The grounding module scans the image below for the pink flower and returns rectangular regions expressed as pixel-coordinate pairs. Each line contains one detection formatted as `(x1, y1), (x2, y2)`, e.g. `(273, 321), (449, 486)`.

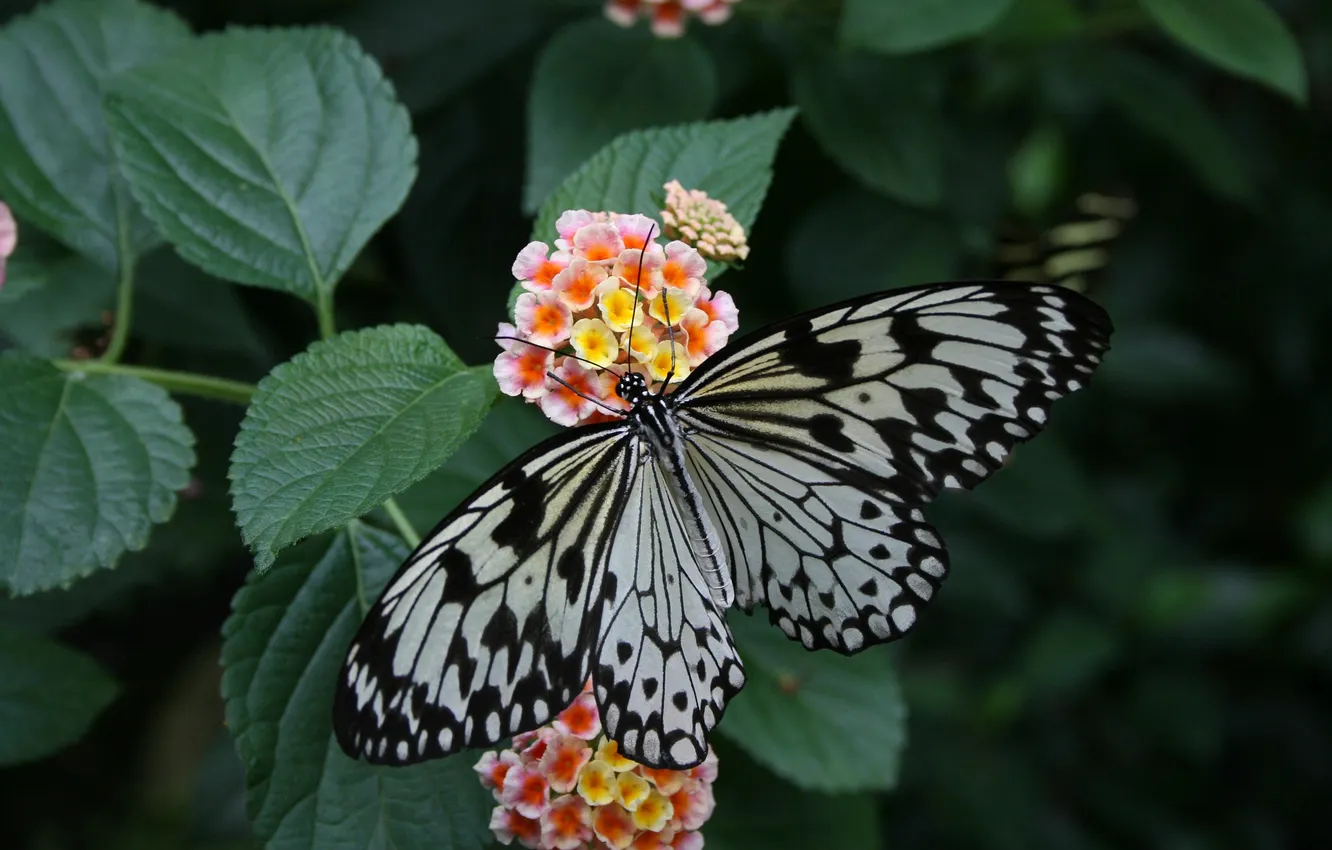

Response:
(501, 762), (552, 819)
(552, 258), (609, 312)
(681, 308), (729, 367)
(613, 244), (666, 297)
(476, 749), (523, 797)
(514, 291), (573, 347)
(540, 360), (605, 426)
(512, 241), (570, 293)
(538, 734), (594, 793)
(540, 795), (592, 849)
(494, 342), (553, 399)
(555, 209), (600, 246)
(661, 240), (706, 297)
(490, 806), (541, 848)
(553, 689), (602, 740)
(574, 222), (626, 263)
(614, 213), (659, 250)
(695, 286), (739, 333)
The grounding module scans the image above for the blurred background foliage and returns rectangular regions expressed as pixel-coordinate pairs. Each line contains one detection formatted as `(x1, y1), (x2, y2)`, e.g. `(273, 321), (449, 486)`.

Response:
(1, 0), (1330, 848)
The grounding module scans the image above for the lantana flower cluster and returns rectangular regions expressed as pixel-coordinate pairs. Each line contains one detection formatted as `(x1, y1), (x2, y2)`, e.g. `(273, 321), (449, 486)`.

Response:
(497, 203), (740, 427)
(478, 681), (717, 850)
(604, 0), (740, 38)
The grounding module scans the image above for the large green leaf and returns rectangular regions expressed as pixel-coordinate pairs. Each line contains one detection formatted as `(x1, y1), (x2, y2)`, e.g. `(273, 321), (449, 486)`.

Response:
(229, 324), (498, 570)
(0, 235), (115, 358)
(0, 0), (190, 269)
(524, 108), (795, 307)
(0, 626), (119, 765)
(221, 524), (491, 850)
(524, 17), (717, 213)
(1083, 49), (1254, 203)
(103, 27), (417, 305)
(839, 0), (1014, 54)
(792, 53), (945, 208)
(720, 612), (907, 793)
(1139, 0), (1307, 103)
(0, 353), (195, 594)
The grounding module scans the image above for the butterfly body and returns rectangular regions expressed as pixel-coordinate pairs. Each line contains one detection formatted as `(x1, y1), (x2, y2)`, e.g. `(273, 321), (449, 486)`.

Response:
(334, 281), (1112, 770)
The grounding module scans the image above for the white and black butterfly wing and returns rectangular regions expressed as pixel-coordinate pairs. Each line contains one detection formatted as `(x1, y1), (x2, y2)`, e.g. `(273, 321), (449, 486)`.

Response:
(594, 442), (745, 769)
(672, 281), (1112, 652)
(334, 423), (634, 764)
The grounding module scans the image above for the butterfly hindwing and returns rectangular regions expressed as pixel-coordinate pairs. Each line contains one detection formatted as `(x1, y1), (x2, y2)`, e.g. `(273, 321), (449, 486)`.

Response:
(334, 423), (634, 764)
(594, 441), (746, 769)
(672, 281), (1111, 652)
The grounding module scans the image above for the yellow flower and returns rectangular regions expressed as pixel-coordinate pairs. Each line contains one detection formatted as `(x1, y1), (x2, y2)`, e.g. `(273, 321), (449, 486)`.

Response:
(624, 325), (658, 364)
(597, 737), (640, 772)
(578, 759), (618, 806)
(598, 281), (647, 332)
(648, 288), (695, 327)
(631, 791), (674, 831)
(570, 318), (619, 367)
(615, 771), (652, 811)
(648, 341), (690, 383)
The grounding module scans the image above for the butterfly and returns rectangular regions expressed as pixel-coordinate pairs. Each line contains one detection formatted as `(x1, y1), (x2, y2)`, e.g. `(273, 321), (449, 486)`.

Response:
(333, 280), (1112, 770)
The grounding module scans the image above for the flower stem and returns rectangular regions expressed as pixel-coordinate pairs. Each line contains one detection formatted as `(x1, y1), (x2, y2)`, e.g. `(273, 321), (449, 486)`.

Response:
(55, 359), (256, 405)
(315, 288), (337, 340)
(100, 240), (138, 364)
(382, 497), (421, 548)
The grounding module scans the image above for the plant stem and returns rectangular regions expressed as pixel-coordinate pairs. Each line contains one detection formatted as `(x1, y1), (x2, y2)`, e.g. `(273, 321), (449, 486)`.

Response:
(100, 240), (138, 364)
(55, 359), (256, 405)
(382, 497), (421, 548)
(315, 288), (337, 340)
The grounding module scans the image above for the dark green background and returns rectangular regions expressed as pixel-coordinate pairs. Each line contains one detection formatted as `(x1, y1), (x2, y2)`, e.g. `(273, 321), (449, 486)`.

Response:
(1, 0), (1329, 848)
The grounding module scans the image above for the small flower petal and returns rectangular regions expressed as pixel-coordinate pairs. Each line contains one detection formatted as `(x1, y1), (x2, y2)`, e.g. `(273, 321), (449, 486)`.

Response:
(648, 341), (690, 383)
(612, 244), (666, 297)
(554, 691), (603, 740)
(624, 325), (659, 364)
(539, 359), (604, 426)
(500, 763), (551, 819)
(539, 733), (594, 793)
(578, 759), (619, 806)
(639, 766), (687, 796)
(574, 222), (626, 263)
(512, 241), (570, 293)
(555, 209), (598, 243)
(593, 803), (639, 850)
(596, 738), (641, 772)
(695, 287), (739, 333)
(648, 288), (696, 327)
(632, 791), (675, 831)
(552, 258), (609, 311)
(661, 240), (706, 295)
(495, 321), (520, 351)
(494, 343), (554, 399)
(615, 770), (652, 812)
(515, 292), (573, 347)
(598, 281), (648, 332)
(614, 213), (660, 250)
(490, 806), (542, 848)
(569, 318), (620, 368)
(541, 795), (593, 850)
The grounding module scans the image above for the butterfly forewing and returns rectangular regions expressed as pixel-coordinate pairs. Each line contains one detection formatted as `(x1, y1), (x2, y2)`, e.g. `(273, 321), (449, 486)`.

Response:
(334, 423), (633, 764)
(672, 282), (1111, 652)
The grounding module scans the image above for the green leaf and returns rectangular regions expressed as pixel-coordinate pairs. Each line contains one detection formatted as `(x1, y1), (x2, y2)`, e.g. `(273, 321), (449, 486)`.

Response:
(221, 524), (491, 850)
(524, 108), (795, 307)
(390, 399), (557, 533)
(0, 353), (196, 594)
(0, 238), (115, 358)
(792, 53), (946, 208)
(229, 324), (498, 570)
(103, 27), (417, 305)
(0, 0), (191, 268)
(523, 17), (718, 213)
(1139, 0), (1307, 103)
(839, 0), (1015, 53)
(706, 742), (882, 850)
(720, 612), (906, 793)
(785, 190), (961, 310)
(0, 626), (119, 765)
(1083, 49), (1255, 203)
(985, 0), (1082, 45)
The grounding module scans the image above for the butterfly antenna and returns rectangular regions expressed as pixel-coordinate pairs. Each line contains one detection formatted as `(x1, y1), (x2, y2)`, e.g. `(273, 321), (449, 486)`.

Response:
(628, 223), (657, 382)
(658, 287), (676, 397)
(493, 334), (610, 373)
